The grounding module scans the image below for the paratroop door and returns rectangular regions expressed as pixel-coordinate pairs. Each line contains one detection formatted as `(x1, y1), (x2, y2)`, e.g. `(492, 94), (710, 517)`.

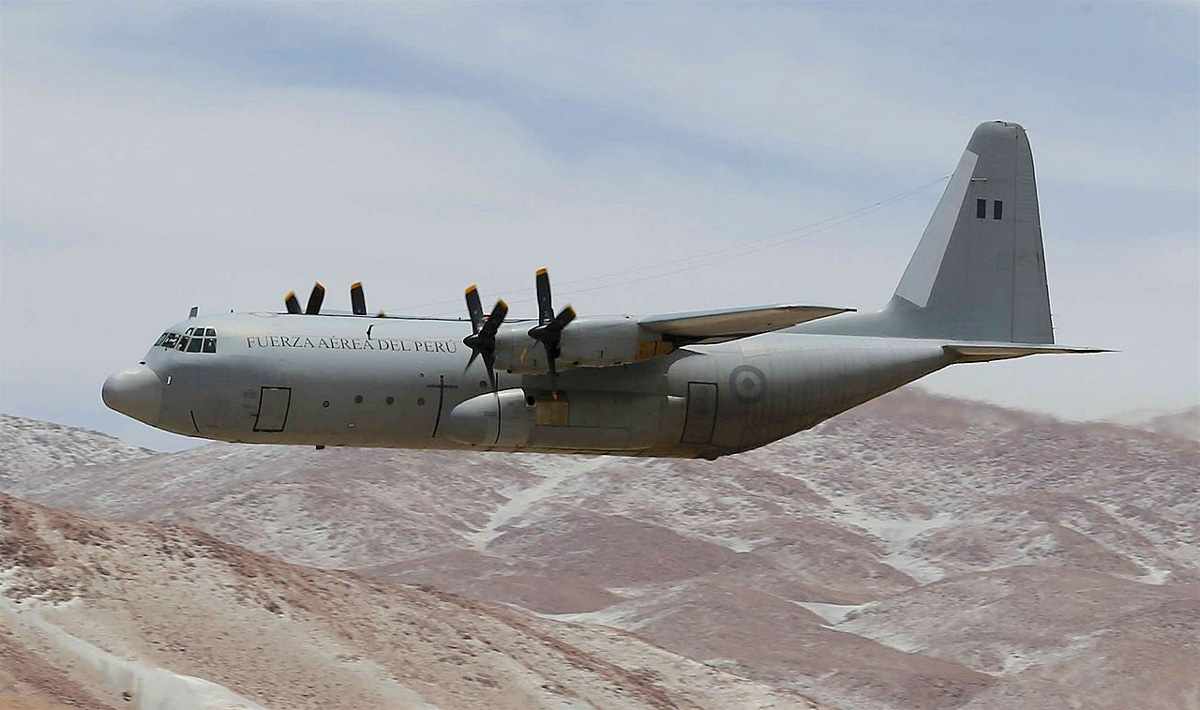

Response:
(681, 382), (718, 444)
(254, 386), (291, 432)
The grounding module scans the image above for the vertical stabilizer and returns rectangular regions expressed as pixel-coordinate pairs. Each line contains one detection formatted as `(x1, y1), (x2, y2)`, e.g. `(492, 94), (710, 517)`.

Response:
(891, 121), (1053, 343)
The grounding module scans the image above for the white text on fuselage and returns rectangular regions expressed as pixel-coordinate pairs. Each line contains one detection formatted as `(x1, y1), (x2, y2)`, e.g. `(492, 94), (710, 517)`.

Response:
(245, 336), (458, 354)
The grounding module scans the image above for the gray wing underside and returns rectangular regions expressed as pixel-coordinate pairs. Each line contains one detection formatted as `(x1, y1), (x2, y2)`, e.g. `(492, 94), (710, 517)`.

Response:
(641, 304), (854, 344)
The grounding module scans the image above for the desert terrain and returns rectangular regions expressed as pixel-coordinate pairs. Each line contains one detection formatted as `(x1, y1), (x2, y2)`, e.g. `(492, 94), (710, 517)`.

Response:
(1, 389), (1197, 709)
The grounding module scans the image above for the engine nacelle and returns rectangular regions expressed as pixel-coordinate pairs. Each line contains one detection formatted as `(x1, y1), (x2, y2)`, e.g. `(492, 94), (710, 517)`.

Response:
(441, 388), (533, 448)
(492, 316), (674, 374)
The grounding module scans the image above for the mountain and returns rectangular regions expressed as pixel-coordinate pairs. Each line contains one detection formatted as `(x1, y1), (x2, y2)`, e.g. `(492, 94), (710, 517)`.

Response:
(0, 414), (154, 483)
(0, 493), (805, 710)
(1142, 405), (1200, 441)
(2, 389), (1197, 709)
(1106, 404), (1200, 442)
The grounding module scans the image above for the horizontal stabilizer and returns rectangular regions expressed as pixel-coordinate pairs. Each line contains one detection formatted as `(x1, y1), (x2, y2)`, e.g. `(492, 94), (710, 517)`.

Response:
(642, 304), (854, 344)
(945, 342), (1111, 363)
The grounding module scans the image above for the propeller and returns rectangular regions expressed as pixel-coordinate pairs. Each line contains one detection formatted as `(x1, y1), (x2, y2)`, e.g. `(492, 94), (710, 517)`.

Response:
(462, 284), (509, 389)
(283, 282), (326, 314)
(527, 268), (576, 377)
(350, 282), (367, 316)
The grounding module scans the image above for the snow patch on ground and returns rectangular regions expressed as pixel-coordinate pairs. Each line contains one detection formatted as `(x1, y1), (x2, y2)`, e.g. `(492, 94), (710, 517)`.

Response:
(465, 456), (610, 550)
(792, 601), (873, 626)
(835, 618), (926, 654)
(706, 535), (760, 553)
(1136, 565), (1173, 585)
(838, 510), (957, 584)
(0, 593), (266, 710)
(1000, 632), (1103, 675)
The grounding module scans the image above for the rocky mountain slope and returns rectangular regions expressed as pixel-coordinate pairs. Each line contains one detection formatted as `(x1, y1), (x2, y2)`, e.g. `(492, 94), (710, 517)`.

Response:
(0, 493), (806, 710)
(0, 414), (154, 483)
(1143, 405), (1200, 441)
(3, 389), (1197, 709)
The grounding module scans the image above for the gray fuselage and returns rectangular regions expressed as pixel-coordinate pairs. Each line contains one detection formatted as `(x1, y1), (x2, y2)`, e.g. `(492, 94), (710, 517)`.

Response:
(115, 311), (950, 459)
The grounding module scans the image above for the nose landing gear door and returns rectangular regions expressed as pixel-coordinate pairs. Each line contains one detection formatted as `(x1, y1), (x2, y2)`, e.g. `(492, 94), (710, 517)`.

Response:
(253, 386), (292, 432)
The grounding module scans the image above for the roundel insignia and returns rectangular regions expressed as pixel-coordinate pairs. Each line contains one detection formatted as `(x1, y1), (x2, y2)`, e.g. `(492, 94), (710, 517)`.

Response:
(729, 364), (767, 404)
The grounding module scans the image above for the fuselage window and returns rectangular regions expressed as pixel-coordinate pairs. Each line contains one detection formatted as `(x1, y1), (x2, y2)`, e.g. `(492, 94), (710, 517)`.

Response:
(976, 198), (987, 219)
(993, 200), (1003, 220)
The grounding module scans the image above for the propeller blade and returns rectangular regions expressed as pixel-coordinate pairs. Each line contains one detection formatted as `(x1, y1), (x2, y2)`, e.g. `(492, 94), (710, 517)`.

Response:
(305, 282), (326, 315)
(479, 299), (509, 339)
(483, 350), (498, 389)
(535, 267), (553, 326)
(547, 305), (576, 333)
(465, 284), (484, 335)
(284, 291), (302, 315)
(350, 282), (367, 316)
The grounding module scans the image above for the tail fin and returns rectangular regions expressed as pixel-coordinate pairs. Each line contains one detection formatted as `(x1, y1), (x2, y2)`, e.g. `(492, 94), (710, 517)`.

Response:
(890, 121), (1053, 343)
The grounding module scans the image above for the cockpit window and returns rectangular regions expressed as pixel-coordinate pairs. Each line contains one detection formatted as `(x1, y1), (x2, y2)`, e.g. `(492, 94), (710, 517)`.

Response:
(170, 326), (218, 353)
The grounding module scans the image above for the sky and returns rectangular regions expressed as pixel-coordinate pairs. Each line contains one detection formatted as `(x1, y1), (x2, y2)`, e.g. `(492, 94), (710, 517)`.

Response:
(1, 2), (1197, 451)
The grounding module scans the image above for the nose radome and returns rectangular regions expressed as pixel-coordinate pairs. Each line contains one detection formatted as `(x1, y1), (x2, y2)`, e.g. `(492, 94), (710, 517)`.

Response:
(102, 366), (163, 425)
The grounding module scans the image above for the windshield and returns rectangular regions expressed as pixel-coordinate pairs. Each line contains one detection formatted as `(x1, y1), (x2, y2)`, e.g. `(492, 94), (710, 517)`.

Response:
(161, 327), (218, 353)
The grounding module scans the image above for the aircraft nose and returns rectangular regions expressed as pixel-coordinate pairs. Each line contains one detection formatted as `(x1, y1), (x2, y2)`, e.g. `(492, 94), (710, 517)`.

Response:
(102, 366), (163, 425)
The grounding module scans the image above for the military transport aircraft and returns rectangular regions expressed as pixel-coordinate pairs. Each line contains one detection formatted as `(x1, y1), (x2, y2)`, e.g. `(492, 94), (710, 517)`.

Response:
(103, 121), (1104, 459)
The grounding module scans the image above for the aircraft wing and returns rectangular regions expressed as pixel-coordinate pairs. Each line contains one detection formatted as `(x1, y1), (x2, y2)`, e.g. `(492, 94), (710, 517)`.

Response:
(640, 304), (854, 344)
(944, 342), (1112, 363)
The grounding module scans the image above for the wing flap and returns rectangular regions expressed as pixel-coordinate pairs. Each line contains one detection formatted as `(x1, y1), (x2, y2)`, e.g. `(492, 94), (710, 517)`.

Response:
(641, 304), (854, 344)
(945, 343), (1112, 363)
